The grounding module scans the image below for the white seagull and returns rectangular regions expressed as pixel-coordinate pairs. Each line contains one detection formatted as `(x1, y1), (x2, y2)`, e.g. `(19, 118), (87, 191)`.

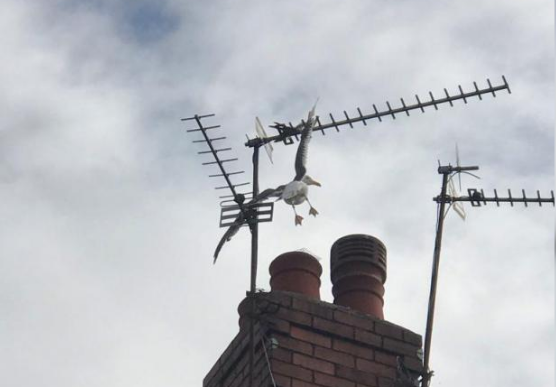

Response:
(213, 103), (321, 262)
(270, 102), (321, 225)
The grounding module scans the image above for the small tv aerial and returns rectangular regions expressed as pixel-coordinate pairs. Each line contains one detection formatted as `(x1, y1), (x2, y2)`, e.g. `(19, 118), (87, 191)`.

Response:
(421, 156), (554, 387)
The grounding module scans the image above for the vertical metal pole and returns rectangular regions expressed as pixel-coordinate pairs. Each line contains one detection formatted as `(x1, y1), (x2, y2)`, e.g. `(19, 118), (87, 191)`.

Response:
(248, 145), (260, 387)
(422, 172), (449, 387)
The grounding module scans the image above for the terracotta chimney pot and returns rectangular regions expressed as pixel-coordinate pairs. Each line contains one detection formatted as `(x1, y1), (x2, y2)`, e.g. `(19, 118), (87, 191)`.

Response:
(331, 234), (387, 319)
(269, 251), (322, 299)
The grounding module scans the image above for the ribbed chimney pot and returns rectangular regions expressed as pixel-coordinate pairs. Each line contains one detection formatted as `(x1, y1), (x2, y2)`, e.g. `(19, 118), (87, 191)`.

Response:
(331, 234), (387, 319)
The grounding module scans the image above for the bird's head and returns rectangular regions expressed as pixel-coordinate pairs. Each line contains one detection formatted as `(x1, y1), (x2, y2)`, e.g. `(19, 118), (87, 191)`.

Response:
(302, 175), (321, 187)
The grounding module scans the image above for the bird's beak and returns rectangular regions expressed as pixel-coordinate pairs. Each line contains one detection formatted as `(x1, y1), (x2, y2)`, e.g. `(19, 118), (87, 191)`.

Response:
(313, 180), (322, 187)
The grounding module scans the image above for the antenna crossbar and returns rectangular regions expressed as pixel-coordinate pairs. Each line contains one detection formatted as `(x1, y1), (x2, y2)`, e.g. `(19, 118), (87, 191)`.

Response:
(192, 136), (227, 143)
(202, 158), (239, 165)
(181, 113), (215, 121)
(215, 182), (251, 190)
(208, 171), (245, 178)
(198, 148), (232, 155)
(186, 125), (221, 132)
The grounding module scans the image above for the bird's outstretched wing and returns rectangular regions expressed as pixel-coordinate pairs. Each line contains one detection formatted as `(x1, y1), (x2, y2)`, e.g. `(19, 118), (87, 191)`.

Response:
(255, 185), (285, 203)
(213, 185), (285, 263)
(294, 102), (318, 181)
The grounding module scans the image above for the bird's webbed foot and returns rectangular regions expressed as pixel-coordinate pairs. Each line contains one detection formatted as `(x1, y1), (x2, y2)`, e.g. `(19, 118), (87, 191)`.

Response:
(295, 215), (304, 226)
(309, 207), (319, 217)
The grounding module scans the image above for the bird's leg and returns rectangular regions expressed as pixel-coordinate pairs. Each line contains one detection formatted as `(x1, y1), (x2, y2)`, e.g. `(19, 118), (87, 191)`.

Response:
(305, 197), (319, 217)
(292, 205), (303, 226)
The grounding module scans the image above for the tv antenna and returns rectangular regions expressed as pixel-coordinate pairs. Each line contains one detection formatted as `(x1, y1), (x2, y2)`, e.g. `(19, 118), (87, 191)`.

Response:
(246, 76), (511, 148)
(421, 155), (554, 387)
(184, 76), (511, 387)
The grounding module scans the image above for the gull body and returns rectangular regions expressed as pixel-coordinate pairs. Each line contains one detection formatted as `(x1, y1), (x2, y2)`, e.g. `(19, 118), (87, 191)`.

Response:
(282, 180), (308, 205)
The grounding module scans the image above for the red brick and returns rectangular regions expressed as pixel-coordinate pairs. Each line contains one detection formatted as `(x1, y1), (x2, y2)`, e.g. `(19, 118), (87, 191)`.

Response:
(251, 371), (268, 385)
(220, 357), (244, 387)
(273, 373), (292, 387)
(276, 308), (312, 326)
(291, 379), (319, 387)
(377, 377), (395, 387)
(313, 317), (354, 339)
(268, 292), (293, 307)
(334, 310), (375, 330)
(314, 372), (356, 387)
(355, 329), (382, 347)
(203, 360), (221, 387)
(333, 339), (374, 361)
(293, 353), (334, 375)
(374, 351), (396, 367)
(273, 334), (313, 355)
(272, 347), (293, 363)
(220, 339), (238, 364)
(292, 298), (334, 320)
(266, 317), (291, 334)
(336, 365), (378, 386)
(252, 349), (269, 379)
(314, 345), (355, 368)
(251, 372), (270, 387)
(374, 322), (403, 340)
(291, 326), (332, 348)
(402, 330), (422, 347)
(382, 338), (417, 357)
(355, 358), (395, 379)
(403, 356), (423, 373)
(223, 370), (242, 387)
(272, 360), (313, 382)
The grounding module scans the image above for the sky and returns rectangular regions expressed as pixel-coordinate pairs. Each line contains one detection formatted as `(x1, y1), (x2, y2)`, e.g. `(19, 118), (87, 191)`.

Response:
(0, 1), (553, 386)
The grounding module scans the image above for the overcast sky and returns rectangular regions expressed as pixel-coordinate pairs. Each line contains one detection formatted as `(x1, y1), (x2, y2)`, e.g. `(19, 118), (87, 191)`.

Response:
(0, 1), (553, 386)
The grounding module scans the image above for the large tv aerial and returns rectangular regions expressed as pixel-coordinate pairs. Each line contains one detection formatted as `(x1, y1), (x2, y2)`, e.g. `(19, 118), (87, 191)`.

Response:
(421, 152), (554, 387)
(183, 76), (511, 387)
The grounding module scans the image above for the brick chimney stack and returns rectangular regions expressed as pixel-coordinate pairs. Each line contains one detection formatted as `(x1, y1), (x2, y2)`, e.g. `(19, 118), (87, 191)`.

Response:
(204, 236), (423, 387)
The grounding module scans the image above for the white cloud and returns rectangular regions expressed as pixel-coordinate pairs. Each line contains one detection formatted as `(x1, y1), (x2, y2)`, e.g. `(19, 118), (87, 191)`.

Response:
(0, 1), (552, 386)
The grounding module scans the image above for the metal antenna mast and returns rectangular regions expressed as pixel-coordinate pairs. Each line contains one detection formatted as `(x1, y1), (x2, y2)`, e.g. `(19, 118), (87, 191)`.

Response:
(182, 114), (274, 387)
(421, 162), (554, 387)
(185, 76), (511, 387)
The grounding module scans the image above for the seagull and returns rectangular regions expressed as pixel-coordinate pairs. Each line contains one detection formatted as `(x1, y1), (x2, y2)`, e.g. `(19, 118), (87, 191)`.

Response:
(213, 102), (321, 263)
(279, 103), (321, 225)
(261, 101), (321, 225)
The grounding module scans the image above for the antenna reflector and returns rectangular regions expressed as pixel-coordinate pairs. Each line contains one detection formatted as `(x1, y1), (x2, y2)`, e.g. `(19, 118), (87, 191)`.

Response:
(448, 179), (466, 220)
(255, 117), (274, 164)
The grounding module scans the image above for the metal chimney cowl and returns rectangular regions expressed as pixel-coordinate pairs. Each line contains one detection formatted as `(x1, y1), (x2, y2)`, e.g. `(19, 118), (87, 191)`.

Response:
(331, 234), (387, 319)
